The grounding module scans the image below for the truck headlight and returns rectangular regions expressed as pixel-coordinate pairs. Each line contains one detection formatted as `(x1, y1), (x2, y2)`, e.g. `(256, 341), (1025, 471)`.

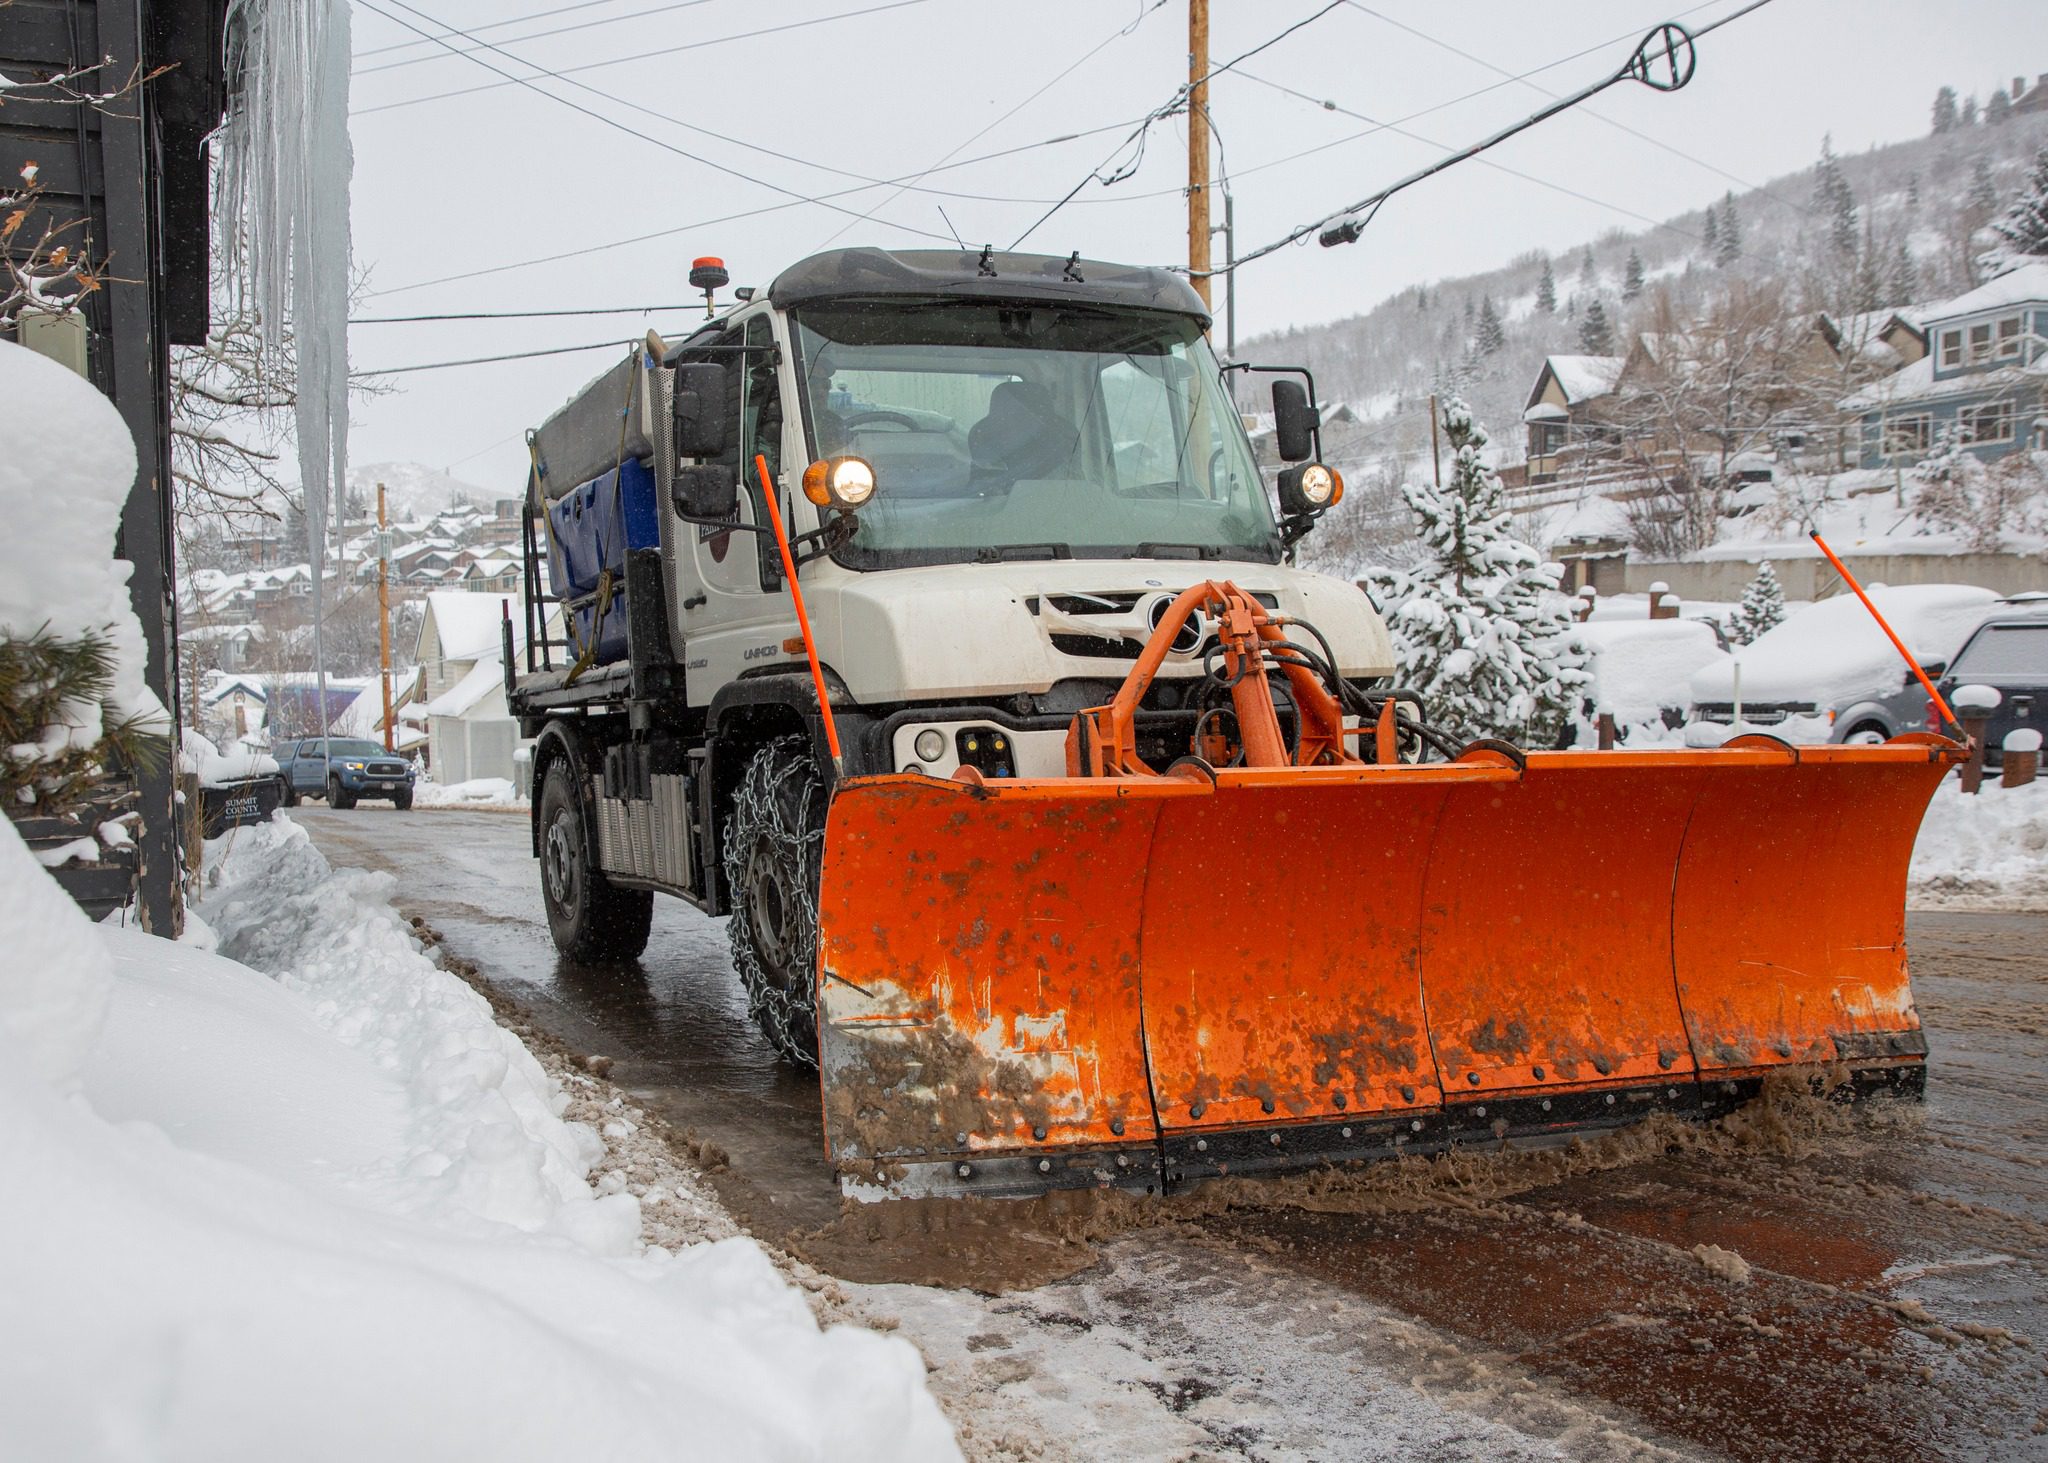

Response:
(802, 456), (877, 510)
(914, 729), (946, 762)
(1279, 462), (1342, 515)
(345, 761), (365, 770)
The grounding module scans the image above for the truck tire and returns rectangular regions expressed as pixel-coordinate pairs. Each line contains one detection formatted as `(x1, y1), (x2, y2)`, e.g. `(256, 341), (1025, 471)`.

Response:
(329, 776), (357, 811)
(538, 760), (652, 963)
(392, 787), (413, 811)
(280, 776), (298, 808)
(723, 736), (825, 1068)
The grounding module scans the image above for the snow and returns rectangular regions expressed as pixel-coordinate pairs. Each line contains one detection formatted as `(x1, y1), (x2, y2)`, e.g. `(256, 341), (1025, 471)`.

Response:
(1839, 351), (2048, 412)
(415, 776), (523, 808)
(0, 814), (955, 1459)
(424, 589), (522, 660)
(1953, 683), (2004, 712)
(1910, 775), (2048, 908)
(0, 342), (169, 741)
(1578, 619), (1728, 723)
(1542, 353), (1624, 405)
(2006, 727), (2044, 753)
(424, 655), (506, 718)
(1689, 584), (1996, 708)
(178, 728), (281, 788)
(1925, 258), (2048, 319)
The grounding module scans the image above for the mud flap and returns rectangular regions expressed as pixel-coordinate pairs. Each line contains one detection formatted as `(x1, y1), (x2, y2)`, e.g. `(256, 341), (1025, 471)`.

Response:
(814, 740), (1956, 1198)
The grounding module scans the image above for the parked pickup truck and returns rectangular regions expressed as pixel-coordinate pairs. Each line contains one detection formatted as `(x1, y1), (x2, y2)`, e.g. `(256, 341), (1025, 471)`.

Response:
(276, 737), (415, 810)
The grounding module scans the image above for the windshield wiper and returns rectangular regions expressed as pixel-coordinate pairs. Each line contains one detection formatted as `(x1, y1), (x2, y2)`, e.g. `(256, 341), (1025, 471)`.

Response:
(974, 543), (1071, 562)
(1131, 542), (1226, 560)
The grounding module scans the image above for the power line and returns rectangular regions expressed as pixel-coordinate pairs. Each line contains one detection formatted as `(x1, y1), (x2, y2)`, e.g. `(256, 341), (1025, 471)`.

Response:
(354, 0), (635, 60)
(1343, 1), (1818, 222)
(352, 0), (957, 246)
(351, 304), (696, 323)
(354, 0), (937, 116)
(354, 0), (719, 76)
(1011, 0), (1349, 249)
(363, 339), (638, 376)
(362, 118), (1142, 299)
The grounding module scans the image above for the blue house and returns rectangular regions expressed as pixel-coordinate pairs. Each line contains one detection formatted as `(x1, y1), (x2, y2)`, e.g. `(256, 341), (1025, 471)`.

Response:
(1842, 260), (2048, 468)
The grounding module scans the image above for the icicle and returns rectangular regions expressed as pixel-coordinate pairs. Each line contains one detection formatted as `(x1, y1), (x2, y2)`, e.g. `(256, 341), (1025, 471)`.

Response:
(216, 0), (352, 762)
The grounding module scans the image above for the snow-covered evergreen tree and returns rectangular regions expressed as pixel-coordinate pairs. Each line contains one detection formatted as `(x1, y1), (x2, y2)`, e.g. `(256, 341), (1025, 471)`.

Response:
(1715, 190), (1742, 267)
(1623, 249), (1645, 300)
(1701, 203), (1720, 258)
(1535, 258), (1556, 314)
(1725, 561), (1785, 646)
(1579, 246), (1596, 285)
(1962, 95), (1979, 128)
(1970, 155), (2000, 215)
(1988, 87), (2013, 126)
(1578, 298), (1614, 355)
(1887, 240), (1918, 306)
(1364, 399), (1587, 745)
(1984, 147), (2048, 272)
(1815, 138), (1858, 257)
(1932, 85), (1958, 135)
(1474, 296), (1506, 355)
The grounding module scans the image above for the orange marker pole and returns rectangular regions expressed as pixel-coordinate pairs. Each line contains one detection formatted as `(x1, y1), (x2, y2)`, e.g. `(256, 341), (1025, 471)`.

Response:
(756, 455), (843, 777)
(1809, 530), (1961, 736)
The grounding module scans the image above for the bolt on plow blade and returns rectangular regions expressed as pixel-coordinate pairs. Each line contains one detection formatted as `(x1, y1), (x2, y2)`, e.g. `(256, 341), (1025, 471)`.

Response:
(814, 736), (1958, 1199)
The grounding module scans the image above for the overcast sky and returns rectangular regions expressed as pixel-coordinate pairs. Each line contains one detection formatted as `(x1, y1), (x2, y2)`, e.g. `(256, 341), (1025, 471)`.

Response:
(342, 0), (2044, 493)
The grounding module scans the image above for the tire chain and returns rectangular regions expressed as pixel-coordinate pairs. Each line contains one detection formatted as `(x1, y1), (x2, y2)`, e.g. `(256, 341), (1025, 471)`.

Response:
(722, 736), (826, 1068)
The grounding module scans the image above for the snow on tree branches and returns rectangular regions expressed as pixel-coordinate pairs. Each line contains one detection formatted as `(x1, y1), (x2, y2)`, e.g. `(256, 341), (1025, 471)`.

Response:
(1983, 147), (2048, 275)
(1911, 426), (2048, 551)
(1726, 561), (1786, 646)
(1366, 399), (1587, 746)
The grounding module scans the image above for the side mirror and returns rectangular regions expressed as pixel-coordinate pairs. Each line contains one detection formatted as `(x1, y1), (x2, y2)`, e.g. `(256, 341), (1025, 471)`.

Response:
(672, 362), (729, 460)
(1919, 660), (1947, 678)
(1271, 379), (1317, 462)
(673, 464), (738, 521)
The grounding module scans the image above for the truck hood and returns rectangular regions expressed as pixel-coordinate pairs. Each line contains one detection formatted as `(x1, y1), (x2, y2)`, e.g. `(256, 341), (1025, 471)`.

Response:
(806, 558), (1393, 706)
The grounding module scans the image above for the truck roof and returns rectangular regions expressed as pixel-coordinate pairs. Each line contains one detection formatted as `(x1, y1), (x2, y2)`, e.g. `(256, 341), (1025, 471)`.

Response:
(764, 247), (1209, 324)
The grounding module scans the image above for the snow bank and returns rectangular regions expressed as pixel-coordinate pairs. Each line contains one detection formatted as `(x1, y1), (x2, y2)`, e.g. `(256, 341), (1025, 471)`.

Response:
(415, 775), (523, 808)
(0, 816), (956, 1460)
(177, 728), (280, 788)
(1690, 584), (1994, 708)
(1909, 776), (2048, 909)
(0, 341), (168, 738)
(1579, 619), (1728, 723)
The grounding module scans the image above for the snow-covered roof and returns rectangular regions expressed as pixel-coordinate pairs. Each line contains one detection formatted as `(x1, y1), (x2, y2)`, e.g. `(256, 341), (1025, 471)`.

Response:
(420, 590), (521, 662)
(1523, 402), (1569, 423)
(1926, 260), (2048, 323)
(424, 657), (504, 719)
(1839, 353), (2048, 412)
(1544, 354), (1624, 405)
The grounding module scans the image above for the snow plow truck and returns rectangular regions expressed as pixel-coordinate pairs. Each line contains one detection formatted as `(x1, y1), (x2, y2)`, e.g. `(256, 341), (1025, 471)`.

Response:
(507, 246), (1957, 1201)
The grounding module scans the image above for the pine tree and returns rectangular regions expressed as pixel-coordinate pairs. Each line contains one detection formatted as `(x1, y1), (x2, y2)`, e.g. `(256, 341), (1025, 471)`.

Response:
(1932, 85), (1958, 134)
(1715, 190), (1742, 267)
(1578, 298), (1614, 355)
(1579, 245), (1596, 284)
(1623, 248), (1645, 300)
(1474, 295), (1506, 355)
(1962, 95), (1979, 127)
(1989, 86), (2013, 125)
(1887, 240), (1918, 306)
(1985, 147), (2048, 270)
(1906, 171), (1921, 209)
(1815, 138), (1858, 257)
(1701, 202), (1720, 258)
(1725, 561), (1786, 646)
(1969, 156), (2001, 216)
(1535, 258), (1557, 315)
(1364, 398), (1588, 745)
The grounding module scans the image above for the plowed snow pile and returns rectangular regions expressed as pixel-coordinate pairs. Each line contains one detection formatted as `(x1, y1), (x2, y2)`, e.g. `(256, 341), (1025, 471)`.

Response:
(0, 817), (955, 1462)
(1910, 776), (2048, 909)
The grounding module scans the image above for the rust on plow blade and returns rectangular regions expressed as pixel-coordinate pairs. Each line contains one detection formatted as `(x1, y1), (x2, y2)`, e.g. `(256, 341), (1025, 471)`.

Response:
(815, 735), (1959, 1200)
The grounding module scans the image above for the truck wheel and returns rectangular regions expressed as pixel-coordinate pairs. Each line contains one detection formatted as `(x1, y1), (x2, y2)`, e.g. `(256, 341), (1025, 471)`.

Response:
(392, 788), (413, 811)
(538, 760), (652, 963)
(329, 776), (357, 811)
(280, 776), (299, 808)
(724, 736), (825, 1068)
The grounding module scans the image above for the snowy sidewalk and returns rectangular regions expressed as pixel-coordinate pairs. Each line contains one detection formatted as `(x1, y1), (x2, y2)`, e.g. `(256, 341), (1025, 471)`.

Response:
(0, 815), (955, 1462)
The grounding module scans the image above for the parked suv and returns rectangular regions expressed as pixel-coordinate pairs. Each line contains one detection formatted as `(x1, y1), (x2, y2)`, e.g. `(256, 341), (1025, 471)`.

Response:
(1935, 596), (2048, 768)
(276, 737), (415, 809)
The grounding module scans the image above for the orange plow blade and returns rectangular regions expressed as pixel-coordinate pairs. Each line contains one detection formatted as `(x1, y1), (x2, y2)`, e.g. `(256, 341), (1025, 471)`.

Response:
(815, 738), (1959, 1200)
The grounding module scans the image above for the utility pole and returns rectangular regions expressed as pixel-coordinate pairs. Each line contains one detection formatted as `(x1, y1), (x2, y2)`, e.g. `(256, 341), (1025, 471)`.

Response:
(1187, 0), (1212, 312)
(377, 482), (395, 752)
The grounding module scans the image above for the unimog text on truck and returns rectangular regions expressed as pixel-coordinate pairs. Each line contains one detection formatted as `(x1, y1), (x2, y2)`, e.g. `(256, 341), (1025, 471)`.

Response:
(508, 246), (1959, 1201)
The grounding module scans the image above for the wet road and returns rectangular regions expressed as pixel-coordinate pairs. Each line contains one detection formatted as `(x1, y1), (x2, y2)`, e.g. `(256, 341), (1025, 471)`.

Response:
(298, 807), (2048, 1460)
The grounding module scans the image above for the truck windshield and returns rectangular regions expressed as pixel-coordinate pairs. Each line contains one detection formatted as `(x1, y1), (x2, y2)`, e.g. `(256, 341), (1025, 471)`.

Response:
(791, 300), (1280, 567)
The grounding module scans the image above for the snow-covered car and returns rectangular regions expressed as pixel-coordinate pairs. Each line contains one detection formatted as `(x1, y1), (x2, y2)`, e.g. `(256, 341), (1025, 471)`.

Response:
(1574, 618), (1729, 744)
(1688, 584), (1996, 743)
(1934, 596), (2048, 767)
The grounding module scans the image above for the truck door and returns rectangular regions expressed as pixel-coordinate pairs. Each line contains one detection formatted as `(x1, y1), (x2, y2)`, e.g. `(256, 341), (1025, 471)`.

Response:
(679, 312), (800, 700)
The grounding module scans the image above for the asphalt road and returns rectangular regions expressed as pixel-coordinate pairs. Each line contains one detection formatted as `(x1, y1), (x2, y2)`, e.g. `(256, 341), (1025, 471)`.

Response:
(298, 805), (2048, 1460)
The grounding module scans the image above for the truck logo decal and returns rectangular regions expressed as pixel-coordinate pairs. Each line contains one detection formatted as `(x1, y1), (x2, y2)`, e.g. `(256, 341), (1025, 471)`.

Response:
(742, 644), (781, 662)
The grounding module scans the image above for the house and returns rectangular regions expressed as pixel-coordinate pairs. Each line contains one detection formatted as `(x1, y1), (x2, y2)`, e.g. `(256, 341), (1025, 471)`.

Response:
(463, 557), (521, 593)
(2014, 73), (2048, 118)
(414, 591), (557, 784)
(1523, 354), (1624, 483)
(1841, 261), (2048, 467)
(1817, 307), (1929, 372)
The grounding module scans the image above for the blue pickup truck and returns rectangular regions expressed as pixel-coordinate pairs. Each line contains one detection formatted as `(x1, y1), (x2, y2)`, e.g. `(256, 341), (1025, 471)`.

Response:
(276, 737), (415, 810)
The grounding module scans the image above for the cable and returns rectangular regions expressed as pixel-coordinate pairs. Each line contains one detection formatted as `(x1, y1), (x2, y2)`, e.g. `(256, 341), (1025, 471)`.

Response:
(1343, 1), (1818, 222)
(354, 0), (938, 116)
(354, 0), (633, 59)
(362, 118), (1142, 299)
(355, 0), (717, 76)
(363, 339), (636, 375)
(351, 0), (957, 245)
(351, 304), (696, 323)
(809, 0), (1171, 252)
(1011, 0), (1349, 249)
